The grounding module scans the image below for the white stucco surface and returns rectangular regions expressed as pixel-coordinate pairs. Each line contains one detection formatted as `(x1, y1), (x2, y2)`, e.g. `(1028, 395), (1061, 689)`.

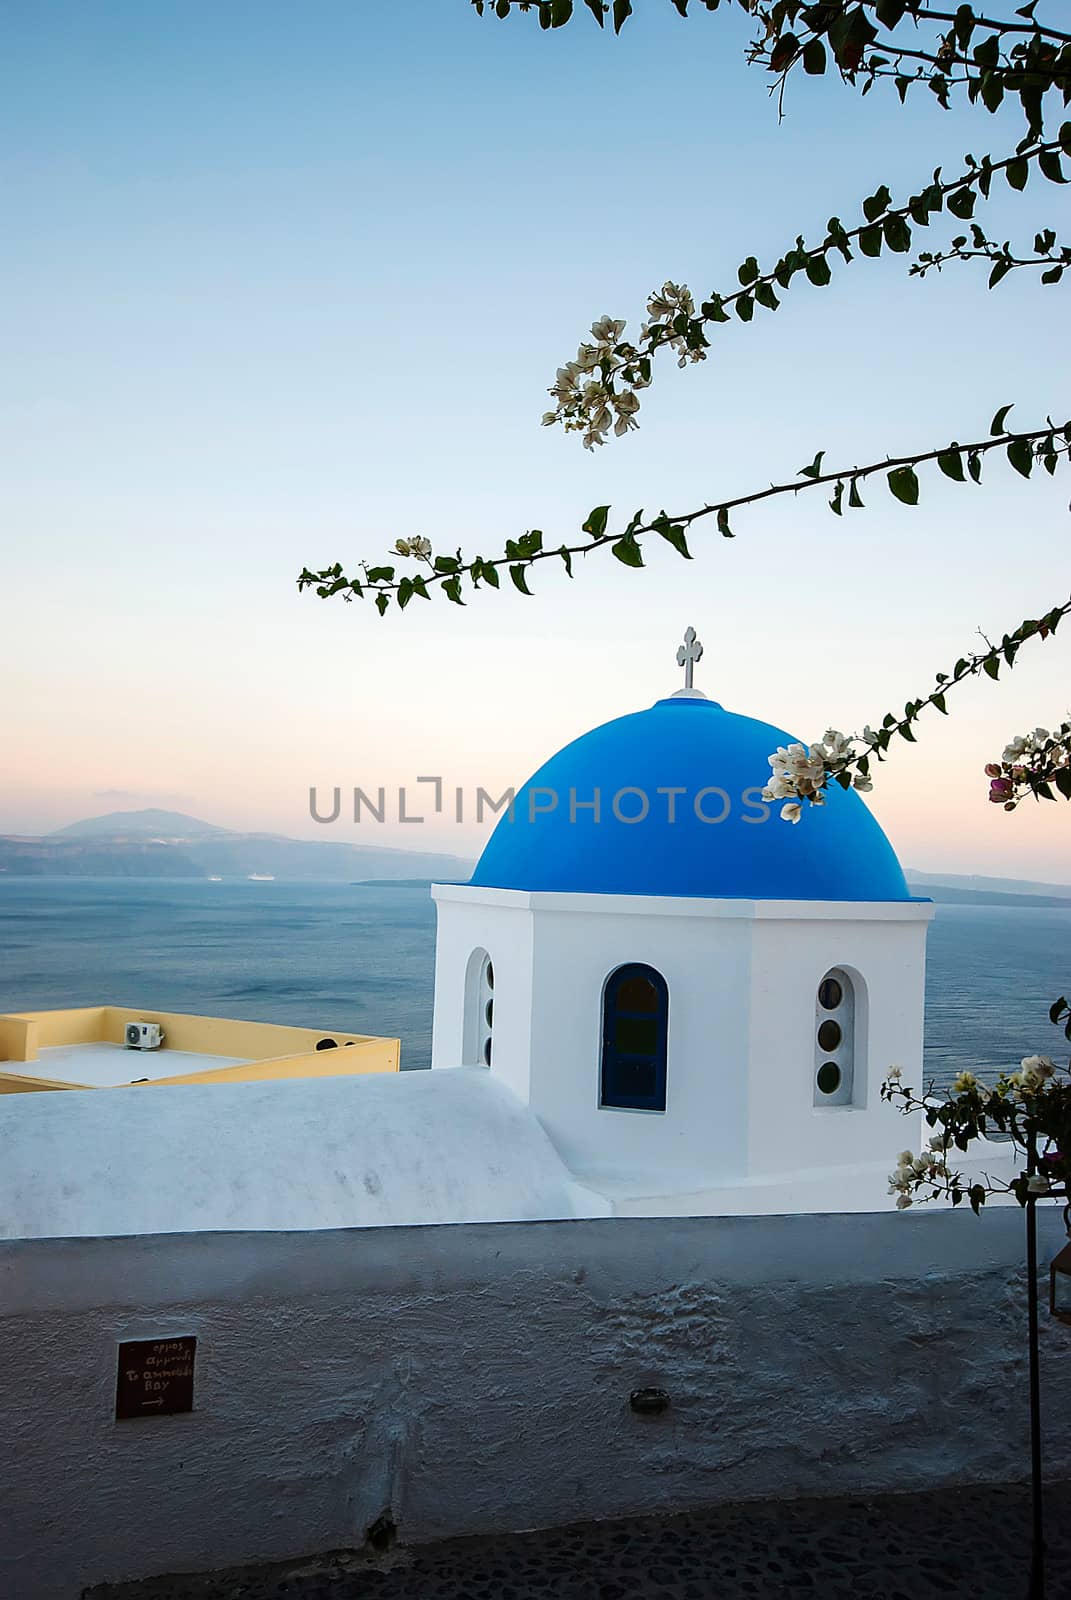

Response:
(2, 1207), (1068, 1599)
(8, 1041), (248, 1088)
(0, 1069), (609, 1239)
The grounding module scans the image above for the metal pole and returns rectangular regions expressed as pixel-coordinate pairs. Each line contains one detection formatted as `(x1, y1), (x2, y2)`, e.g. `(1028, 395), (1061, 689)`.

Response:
(1026, 1128), (1045, 1600)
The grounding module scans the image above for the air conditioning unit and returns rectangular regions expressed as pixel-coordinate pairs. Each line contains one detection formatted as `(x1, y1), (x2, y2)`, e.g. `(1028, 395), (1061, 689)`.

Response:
(124, 1021), (164, 1051)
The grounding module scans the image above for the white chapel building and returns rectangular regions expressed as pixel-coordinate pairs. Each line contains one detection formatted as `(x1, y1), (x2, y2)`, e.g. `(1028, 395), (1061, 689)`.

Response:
(431, 635), (938, 1217)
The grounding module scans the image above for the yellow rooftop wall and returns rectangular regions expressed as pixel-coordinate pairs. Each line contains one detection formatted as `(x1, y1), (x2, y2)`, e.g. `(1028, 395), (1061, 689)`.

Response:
(0, 1006), (400, 1091)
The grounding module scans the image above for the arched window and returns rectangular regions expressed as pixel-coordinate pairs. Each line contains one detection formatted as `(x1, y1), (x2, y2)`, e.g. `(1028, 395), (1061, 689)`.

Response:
(463, 948), (494, 1068)
(814, 968), (855, 1106)
(600, 964), (669, 1112)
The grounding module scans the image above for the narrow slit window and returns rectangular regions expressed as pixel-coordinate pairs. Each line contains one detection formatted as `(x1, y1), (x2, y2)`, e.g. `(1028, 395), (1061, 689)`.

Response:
(463, 948), (494, 1068)
(814, 967), (855, 1106)
(600, 964), (668, 1112)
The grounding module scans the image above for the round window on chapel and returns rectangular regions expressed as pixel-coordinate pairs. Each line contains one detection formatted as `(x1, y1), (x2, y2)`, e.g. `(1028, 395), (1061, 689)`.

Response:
(817, 1019), (842, 1052)
(818, 977), (843, 1010)
(816, 1062), (842, 1096)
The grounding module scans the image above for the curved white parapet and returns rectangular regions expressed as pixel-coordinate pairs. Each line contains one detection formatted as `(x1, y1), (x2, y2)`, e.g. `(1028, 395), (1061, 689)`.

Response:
(0, 1068), (611, 1240)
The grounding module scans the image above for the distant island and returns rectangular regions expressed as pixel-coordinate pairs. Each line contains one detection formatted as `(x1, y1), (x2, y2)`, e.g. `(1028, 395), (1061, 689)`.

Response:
(0, 809), (474, 884)
(904, 870), (1071, 908)
(0, 809), (1067, 903)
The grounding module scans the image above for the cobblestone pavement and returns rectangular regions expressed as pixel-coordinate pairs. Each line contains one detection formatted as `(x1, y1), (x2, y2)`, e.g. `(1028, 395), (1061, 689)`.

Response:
(90, 1480), (1071, 1600)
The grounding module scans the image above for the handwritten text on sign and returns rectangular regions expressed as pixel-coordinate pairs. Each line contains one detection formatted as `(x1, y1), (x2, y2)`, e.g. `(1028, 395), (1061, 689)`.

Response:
(115, 1337), (197, 1421)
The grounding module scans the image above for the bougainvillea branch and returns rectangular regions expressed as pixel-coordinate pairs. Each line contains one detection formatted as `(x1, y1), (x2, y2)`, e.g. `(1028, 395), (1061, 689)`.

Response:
(543, 134), (1069, 448)
(760, 598), (1071, 820)
(911, 222), (1071, 285)
(298, 413), (1070, 611)
(880, 1029), (1071, 1212)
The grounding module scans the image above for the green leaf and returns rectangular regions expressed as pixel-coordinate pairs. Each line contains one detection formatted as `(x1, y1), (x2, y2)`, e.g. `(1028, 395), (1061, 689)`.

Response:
(829, 480), (844, 516)
(443, 576), (465, 605)
(933, 692), (947, 714)
(1006, 158), (1029, 192)
(805, 255), (832, 287)
(1039, 151), (1066, 185)
(582, 504), (610, 538)
(611, 534), (644, 568)
(803, 38), (826, 74)
(863, 186), (892, 223)
(990, 404), (1013, 435)
(769, 32), (800, 73)
(799, 451), (825, 480)
(701, 294), (730, 323)
(899, 724), (916, 742)
(736, 294), (754, 322)
(375, 593), (389, 616)
(480, 561), (500, 589)
(754, 280), (780, 311)
(612, 0), (631, 32)
(883, 215), (912, 253)
(717, 506), (733, 538)
(938, 448), (965, 481)
(888, 465), (920, 506)
(947, 187), (976, 220)
(972, 34), (999, 69)
(656, 523), (692, 559)
(848, 478), (864, 509)
(366, 566), (396, 583)
(967, 452), (982, 483)
(858, 225), (883, 258)
(433, 555), (460, 573)
(557, 546), (573, 577)
(1007, 437), (1033, 477)
(983, 655), (1000, 680)
(509, 564), (532, 595)
(875, 0), (906, 25)
(397, 577), (413, 610)
(738, 256), (760, 285)
(550, 0), (573, 23)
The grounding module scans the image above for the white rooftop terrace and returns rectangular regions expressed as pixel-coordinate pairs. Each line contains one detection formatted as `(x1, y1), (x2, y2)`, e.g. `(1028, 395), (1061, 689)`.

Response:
(6, 1041), (249, 1089)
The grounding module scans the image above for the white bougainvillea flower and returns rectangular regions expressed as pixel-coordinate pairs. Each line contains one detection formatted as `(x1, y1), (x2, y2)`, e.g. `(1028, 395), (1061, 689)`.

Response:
(589, 315), (625, 346)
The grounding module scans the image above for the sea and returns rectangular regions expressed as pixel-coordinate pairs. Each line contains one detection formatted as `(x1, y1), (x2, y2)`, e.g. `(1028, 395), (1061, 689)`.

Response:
(0, 878), (1067, 1087)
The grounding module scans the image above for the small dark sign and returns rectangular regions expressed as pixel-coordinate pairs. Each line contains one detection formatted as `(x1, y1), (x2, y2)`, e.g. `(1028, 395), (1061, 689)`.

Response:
(115, 1336), (197, 1421)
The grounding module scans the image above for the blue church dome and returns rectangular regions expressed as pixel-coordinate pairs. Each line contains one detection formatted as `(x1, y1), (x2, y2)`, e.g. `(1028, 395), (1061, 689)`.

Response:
(471, 694), (911, 902)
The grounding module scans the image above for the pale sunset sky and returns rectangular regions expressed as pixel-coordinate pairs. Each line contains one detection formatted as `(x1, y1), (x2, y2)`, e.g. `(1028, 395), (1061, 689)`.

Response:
(3, 1), (1069, 879)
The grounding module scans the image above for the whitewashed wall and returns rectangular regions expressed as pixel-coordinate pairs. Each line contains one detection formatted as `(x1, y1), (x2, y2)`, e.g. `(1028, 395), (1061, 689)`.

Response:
(2, 1207), (1068, 1599)
(432, 887), (930, 1191)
